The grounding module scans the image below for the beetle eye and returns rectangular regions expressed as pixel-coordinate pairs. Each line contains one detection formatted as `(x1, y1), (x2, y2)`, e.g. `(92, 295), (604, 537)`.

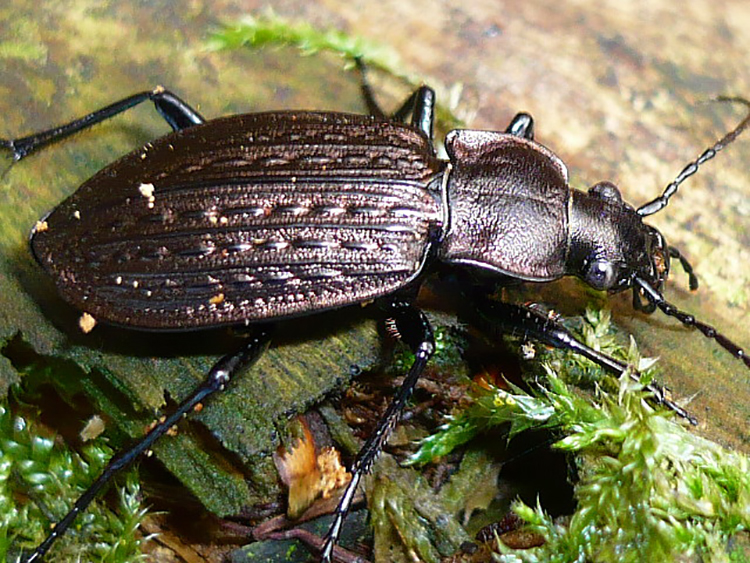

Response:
(585, 259), (617, 290)
(589, 181), (622, 202)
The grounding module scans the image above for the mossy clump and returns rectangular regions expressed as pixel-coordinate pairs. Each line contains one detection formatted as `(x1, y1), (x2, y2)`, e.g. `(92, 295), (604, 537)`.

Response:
(410, 309), (750, 563)
(1, 402), (149, 563)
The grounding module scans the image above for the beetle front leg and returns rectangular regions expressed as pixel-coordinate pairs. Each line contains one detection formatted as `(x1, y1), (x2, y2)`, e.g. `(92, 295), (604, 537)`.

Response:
(22, 328), (271, 563)
(505, 112), (535, 140)
(474, 297), (697, 424)
(2, 87), (204, 161)
(321, 301), (435, 563)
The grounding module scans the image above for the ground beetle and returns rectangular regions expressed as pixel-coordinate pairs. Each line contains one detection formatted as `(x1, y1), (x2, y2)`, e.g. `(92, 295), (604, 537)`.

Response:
(4, 62), (750, 561)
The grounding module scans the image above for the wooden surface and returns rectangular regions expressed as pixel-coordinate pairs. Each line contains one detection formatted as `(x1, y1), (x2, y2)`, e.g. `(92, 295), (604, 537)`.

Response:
(1, 0), (750, 559)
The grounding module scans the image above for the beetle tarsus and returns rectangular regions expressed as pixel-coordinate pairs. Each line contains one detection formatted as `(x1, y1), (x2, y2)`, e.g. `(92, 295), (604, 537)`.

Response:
(354, 56), (385, 119)
(21, 329), (271, 563)
(473, 297), (699, 424)
(1, 88), (205, 163)
(321, 302), (435, 562)
(0, 137), (23, 161)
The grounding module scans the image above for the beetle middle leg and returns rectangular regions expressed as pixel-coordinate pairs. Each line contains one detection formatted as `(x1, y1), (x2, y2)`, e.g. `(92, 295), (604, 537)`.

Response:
(356, 57), (536, 143)
(1, 87), (204, 161)
(321, 300), (435, 563)
(21, 328), (271, 563)
(471, 295), (697, 424)
(355, 57), (436, 139)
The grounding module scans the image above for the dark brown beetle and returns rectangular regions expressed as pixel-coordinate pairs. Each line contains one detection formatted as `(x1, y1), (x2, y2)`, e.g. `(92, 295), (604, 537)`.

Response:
(4, 67), (749, 561)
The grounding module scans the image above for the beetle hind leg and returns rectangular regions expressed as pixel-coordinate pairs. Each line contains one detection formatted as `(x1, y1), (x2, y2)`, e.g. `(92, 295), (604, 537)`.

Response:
(22, 328), (271, 563)
(1, 87), (204, 161)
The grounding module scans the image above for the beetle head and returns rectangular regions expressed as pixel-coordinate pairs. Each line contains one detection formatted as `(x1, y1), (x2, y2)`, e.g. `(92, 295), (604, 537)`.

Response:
(567, 181), (671, 302)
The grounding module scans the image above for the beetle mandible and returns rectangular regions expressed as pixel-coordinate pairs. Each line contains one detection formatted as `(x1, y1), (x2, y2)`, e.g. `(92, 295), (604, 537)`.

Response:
(3, 61), (750, 562)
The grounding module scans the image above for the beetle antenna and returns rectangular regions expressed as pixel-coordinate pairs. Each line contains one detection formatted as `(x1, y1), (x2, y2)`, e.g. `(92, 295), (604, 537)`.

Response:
(637, 96), (750, 217)
(633, 276), (750, 369)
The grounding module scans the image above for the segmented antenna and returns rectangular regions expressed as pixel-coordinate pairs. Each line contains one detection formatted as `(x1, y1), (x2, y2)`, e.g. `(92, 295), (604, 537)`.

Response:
(634, 276), (750, 370)
(637, 97), (750, 217)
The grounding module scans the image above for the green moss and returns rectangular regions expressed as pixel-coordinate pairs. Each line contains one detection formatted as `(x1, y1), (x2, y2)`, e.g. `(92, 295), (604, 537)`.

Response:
(208, 12), (404, 75)
(410, 309), (750, 563)
(0, 17), (47, 63)
(208, 12), (467, 132)
(1, 401), (148, 563)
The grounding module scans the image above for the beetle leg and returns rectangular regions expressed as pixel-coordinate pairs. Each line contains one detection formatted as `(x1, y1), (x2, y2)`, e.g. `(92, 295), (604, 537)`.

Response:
(320, 301), (435, 563)
(1, 87), (204, 161)
(393, 86), (435, 140)
(354, 57), (436, 140)
(473, 297), (697, 424)
(22, 329), (271, 563)
(505, 112), (535, 140)
(391, 86), (436, 140)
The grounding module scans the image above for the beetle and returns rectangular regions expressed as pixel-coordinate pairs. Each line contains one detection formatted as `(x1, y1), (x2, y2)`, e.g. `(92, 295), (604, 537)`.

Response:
(3, 62), (750, 561)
